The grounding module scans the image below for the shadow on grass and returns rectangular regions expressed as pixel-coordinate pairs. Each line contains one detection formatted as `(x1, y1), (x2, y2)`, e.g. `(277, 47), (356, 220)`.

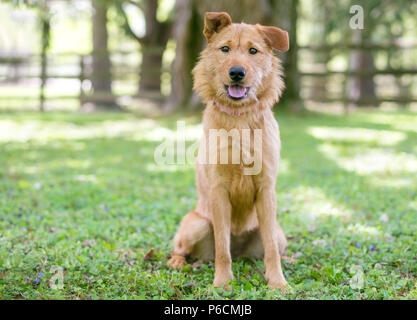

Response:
(278, 109), (416, 223)
(1, 109), (416, 298)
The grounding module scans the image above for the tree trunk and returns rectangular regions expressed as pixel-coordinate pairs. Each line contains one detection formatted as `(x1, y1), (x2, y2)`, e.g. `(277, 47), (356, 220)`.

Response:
(164, 0), (202, 111)
(139, 46), (164, 98)
(281, 0), (302, 110)
(346, 30), (377, 107)
(165, 0), (273, 111)
(137, 0), (170, 101)
(92, 0), (111, 93)
(308, 5), (329, 101)
(309, 51), (330, 100)
(85, 0), (119, 111)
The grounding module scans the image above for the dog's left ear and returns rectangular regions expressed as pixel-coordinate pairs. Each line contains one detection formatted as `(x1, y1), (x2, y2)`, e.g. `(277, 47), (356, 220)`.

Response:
(203, 12), (232, 41)
(256, 25), (289, 52)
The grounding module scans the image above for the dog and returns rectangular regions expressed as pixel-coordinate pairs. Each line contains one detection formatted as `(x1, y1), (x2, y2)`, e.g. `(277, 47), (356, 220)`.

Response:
(167, 12), (290, 291)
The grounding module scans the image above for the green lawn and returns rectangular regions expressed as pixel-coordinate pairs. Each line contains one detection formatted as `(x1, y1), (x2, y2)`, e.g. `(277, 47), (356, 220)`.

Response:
(0, 109), (416, 299)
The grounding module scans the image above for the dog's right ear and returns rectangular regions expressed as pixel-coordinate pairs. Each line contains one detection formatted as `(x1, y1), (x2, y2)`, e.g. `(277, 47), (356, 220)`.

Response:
(203, 12), (232, 41)
(256, 25), (289, 52)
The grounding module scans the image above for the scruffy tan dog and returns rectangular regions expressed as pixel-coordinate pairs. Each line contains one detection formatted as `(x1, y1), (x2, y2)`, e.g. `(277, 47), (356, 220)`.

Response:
(167, 12), (290, 291)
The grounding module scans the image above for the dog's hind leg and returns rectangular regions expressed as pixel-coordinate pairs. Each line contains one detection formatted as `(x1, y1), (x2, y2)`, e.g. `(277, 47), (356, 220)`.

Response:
(167, 211), (211, 269)
(276, 223), (288, 256)
(238, 222), (288, 259)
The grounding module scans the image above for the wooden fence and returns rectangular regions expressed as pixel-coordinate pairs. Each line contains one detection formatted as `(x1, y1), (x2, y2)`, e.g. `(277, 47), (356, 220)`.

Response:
(0, 51), (143, 111)
(0, 40), (417, 111)
(297, 40), (417, 106)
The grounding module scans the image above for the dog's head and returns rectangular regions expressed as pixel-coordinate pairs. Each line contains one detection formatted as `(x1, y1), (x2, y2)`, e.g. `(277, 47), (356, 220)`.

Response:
(193, 12), (289, 111)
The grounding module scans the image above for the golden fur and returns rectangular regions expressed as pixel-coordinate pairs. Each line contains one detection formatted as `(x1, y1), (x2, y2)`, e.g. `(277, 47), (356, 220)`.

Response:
(167, 12), (290, 291)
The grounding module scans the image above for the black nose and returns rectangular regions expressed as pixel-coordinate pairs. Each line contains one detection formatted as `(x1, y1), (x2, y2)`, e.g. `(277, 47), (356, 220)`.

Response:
(229, 66), (246, 82)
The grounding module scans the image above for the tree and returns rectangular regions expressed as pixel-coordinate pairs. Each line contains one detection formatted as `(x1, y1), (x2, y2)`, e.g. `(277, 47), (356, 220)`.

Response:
(92, 0), (117, 108)
(163, 0), (202, 111)
(321, 0), (413, 107)
(38, 0), (51, 112)
(116, 0), (172, 100)
(165, 0), (277, 111)
(83, 0), (120, 111)
(306, 2), (330, 102)
(4, 0), (52, 111)
(347, 0), (415, 107)
(346, 28), (377, 107)
(279, 0), (301, 109)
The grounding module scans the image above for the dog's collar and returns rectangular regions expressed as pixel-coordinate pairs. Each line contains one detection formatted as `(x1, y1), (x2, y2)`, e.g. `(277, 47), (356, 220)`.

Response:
(213, 100), (251, 117)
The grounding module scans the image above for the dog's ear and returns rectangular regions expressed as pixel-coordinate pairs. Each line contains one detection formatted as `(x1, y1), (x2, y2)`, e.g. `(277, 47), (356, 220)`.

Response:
(256, 25), (289, 52)
(203, 12), (232, 41)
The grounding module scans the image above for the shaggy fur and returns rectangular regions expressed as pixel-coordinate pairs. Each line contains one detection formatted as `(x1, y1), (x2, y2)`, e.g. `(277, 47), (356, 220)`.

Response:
(167, 12), (290, 291)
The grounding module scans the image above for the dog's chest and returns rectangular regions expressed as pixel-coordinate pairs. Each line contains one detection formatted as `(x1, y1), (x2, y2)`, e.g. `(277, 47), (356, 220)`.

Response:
(229, 170), (256, 209)
(226, 166), (258, 233)
(200, 111), (281, 232)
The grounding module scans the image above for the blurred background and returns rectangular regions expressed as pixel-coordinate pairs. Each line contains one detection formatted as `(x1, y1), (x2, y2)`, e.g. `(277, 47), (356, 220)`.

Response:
(1, 0), (417, 113)
(1, 1), (417, 300)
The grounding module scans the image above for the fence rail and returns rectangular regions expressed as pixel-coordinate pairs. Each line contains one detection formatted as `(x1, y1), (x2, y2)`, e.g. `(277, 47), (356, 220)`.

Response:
(296, 40), (417, 106)
(298, 39), (417, 51)
(0, 50), (145, 110)
(0, 40), (417, 110)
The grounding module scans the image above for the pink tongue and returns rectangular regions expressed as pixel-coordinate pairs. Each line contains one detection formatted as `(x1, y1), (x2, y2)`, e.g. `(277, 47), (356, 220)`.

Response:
(228, 86), (246, 98)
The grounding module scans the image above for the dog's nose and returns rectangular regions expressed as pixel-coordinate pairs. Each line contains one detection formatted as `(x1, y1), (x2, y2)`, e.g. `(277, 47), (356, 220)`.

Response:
(229, 66), (246, 82)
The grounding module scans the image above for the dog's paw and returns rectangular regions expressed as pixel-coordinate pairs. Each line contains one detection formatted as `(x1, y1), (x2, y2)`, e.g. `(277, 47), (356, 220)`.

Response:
(268, 281), (287, 293)
(167, 255), (187, 269)
(213, 280), (233, 291)
(213, 271), (233, 290)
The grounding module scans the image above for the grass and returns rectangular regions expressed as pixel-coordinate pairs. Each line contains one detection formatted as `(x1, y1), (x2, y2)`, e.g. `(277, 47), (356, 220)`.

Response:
(0, 108), (416, 300)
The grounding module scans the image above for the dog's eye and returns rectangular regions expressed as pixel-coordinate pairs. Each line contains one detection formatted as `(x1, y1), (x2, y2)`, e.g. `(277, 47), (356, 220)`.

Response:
(249, 48), (258, 55)
(220, 46), (230, 53)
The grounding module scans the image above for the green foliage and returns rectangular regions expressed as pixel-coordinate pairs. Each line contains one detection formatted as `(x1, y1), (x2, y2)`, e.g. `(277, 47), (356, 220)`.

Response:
(317, 0), (417, 41)
(0, 109), (416, 299)
(2, 0), (52, 50)
(2, 0), (48, 9)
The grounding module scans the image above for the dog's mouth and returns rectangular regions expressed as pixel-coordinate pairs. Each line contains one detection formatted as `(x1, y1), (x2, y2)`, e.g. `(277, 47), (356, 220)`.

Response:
(225, 85), (249, 100)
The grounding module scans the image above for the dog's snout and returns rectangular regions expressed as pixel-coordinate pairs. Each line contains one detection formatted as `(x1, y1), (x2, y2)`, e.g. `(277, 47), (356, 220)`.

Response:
(229, 66), (246, 82)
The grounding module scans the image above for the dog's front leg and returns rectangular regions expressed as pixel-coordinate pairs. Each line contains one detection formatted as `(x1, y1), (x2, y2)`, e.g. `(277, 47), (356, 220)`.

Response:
(256, 188), (287, 291)
(210, 187), (233, 289)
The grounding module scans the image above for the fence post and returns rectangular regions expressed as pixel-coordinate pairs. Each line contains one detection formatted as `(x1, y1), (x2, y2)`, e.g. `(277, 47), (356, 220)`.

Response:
(39, 49), (47, 112)
(79, 54), (85, 107)
(39, 20), (49, 112)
